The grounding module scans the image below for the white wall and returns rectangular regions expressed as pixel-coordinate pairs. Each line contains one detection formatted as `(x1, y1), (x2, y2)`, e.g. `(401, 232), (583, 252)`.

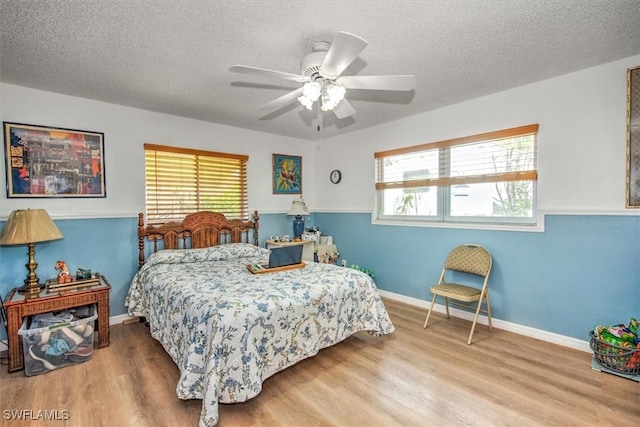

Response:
(0, 84), (315, 218)
(2, 54), (639, 219)
(315, 55), (640, 214)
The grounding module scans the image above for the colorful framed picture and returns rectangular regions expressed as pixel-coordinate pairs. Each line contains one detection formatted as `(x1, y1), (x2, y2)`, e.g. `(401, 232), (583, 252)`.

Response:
(3, 122), (106, 198)
(272, 153), (301, 194)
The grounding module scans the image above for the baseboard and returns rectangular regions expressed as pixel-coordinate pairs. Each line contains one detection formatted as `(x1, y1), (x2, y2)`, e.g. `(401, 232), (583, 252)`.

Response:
(378, 290), (591, 353)
(109, 313), (139, 326)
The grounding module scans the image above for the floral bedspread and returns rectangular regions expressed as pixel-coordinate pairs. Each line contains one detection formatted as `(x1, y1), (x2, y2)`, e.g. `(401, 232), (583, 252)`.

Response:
(125, 243), (394, 427)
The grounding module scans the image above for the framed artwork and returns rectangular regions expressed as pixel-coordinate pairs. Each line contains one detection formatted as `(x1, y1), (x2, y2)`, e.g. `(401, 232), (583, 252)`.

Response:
(626, 66), (640, 207)
(272, 153), (301, 194)
(3, 122), (106, 198)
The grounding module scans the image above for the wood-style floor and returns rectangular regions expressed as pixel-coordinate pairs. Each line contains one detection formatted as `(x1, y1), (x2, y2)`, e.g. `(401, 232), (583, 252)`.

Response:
(1, 299), (639, 426)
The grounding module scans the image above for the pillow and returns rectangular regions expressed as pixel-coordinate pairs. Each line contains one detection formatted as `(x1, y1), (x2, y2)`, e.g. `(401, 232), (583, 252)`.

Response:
(201, 243), (270, 261)
(144, 243), (269, 268)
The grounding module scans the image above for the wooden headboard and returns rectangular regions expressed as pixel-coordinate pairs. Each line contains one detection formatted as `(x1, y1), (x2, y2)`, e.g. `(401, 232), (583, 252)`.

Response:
(138, 210), (260, 268)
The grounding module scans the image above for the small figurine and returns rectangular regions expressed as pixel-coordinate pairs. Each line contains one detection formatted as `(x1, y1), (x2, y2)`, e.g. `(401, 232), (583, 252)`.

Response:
(54, 260), (74, 284)
(76, 268), (92, 280)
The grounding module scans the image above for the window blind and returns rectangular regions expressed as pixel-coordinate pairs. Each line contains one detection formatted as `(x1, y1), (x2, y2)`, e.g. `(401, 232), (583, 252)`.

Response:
(374, 124), (538, 191)
(144, 143), (248, 223)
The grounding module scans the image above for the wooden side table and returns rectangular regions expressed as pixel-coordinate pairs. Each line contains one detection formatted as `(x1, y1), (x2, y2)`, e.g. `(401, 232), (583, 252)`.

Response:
(3, 273), (111, 373)
(266, 239), (315, 262)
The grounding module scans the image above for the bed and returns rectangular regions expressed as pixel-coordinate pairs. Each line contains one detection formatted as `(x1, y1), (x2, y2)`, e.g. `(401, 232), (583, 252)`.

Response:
(125, 211), (394, 427)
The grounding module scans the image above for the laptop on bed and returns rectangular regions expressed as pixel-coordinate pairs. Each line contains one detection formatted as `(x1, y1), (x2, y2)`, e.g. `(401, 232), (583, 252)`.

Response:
(268, 245), (303, 268)
(248, 245), (304, 273)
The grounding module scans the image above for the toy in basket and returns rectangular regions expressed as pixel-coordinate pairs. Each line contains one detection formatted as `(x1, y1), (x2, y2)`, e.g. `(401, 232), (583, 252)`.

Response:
(590, 318), (640, 377)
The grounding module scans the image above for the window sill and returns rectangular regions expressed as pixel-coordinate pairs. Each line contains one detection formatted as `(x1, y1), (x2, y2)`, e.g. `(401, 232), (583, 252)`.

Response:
(371, 215), (544, 233)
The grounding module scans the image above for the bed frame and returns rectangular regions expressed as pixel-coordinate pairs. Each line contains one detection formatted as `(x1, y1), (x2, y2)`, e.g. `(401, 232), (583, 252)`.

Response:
(137, 210), (260, 268)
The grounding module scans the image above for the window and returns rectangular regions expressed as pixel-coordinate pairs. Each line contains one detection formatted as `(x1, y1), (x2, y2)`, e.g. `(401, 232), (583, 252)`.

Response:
(374, 124), (538, 226)
(144, 143), (248, 223)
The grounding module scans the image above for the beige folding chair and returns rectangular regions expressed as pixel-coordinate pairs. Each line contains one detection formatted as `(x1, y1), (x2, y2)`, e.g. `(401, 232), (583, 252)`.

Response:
(423, 244), (493, 344)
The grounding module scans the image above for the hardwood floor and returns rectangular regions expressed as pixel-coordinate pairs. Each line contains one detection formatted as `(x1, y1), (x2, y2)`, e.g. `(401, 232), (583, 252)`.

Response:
(1, 299), (639, 426)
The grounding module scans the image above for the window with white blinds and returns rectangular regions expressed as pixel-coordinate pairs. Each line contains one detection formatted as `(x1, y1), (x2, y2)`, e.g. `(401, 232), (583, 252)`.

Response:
(144, 143), (248, 223)
(374, 124), (538, 225)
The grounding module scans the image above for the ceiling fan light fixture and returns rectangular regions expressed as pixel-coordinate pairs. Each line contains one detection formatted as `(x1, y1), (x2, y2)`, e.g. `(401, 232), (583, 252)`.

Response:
(302, 81), (321, 101)
(298, 94), (314, 110)
(320, 83), (346, 111)
(320, 95), (332, 112)
(298, 80), (322, 110)
(326, 83), (345, 102)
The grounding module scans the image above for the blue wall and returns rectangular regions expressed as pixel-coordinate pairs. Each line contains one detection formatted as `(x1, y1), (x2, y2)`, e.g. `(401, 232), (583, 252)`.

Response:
(315, 213), (640, 341)
(0, 213), (294, 341)
(0, 218), (139, 332)
(1, 213), (638, 343)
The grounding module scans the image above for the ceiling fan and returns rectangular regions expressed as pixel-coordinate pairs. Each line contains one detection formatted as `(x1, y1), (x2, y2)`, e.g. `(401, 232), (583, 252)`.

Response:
(229, 31), (416, 129)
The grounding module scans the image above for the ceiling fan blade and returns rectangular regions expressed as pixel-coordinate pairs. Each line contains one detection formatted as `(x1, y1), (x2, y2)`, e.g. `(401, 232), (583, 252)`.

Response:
(259, 87), (304, 111)
(332, 98), (357, 119)
(230, 65), (309, 83)
(320, 32), (368, 80)
(337, 75), (416, 91)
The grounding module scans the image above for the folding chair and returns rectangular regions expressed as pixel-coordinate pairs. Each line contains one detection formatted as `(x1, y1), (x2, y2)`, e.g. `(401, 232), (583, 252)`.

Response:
(423, 244), (493, 344)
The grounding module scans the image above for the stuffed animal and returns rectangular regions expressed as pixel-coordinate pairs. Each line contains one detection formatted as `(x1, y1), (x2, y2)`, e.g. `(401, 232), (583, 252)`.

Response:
(54, 260), (73, 284)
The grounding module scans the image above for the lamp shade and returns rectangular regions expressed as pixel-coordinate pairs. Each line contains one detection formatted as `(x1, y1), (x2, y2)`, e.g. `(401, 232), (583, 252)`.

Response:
(0, 209), (63, 245)
(287, 197), (309, 217)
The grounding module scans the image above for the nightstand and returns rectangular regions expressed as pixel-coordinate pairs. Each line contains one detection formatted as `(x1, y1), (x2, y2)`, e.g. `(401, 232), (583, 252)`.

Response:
(266, 239), (315, 262)
(3, 273), (111, 373)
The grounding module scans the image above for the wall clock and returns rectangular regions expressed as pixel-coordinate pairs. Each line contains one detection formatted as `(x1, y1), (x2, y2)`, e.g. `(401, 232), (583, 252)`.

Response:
(330, 169), (342, 184)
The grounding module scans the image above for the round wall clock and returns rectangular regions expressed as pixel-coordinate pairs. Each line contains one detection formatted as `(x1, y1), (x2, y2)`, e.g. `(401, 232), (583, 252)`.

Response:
(330, 169), (342, 184)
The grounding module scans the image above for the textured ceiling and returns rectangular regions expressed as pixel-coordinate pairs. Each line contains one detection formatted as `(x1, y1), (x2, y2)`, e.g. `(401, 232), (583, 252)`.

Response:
(1, 0), (639, 141)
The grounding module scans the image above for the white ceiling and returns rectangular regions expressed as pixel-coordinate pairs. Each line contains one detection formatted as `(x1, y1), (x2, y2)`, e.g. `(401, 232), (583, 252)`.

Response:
(1, 1), (639, 141)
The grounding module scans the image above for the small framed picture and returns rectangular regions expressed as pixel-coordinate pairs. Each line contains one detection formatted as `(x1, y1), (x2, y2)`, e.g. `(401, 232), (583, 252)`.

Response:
(272, 153), (301, 194)
(3, 122), (106, 198)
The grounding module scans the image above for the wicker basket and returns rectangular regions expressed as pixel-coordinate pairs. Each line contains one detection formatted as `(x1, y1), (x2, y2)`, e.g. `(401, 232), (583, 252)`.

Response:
(589, 331), (640, 375)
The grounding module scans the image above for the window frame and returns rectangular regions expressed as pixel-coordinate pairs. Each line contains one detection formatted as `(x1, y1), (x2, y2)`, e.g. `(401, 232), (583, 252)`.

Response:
(144, 143), (249, 224)
(374, 124), (539, 229)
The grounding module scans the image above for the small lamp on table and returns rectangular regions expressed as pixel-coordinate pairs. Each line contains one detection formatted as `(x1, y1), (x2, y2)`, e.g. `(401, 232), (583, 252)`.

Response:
(0, 209), (64, 297)
(287, 196), (309, 240)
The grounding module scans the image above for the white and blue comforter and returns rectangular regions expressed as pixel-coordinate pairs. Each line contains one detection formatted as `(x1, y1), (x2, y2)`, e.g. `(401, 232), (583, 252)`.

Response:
(125, 243), (394, 426)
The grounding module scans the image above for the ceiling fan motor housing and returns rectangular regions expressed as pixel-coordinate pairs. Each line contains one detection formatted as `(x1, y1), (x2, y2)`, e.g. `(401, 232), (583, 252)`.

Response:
(300, 41), (330, 77)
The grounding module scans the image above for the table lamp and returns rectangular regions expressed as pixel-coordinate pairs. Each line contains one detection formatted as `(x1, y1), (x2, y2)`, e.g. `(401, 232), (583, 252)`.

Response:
(0, 209), (63, 297)
(287, 196), (309, 239)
